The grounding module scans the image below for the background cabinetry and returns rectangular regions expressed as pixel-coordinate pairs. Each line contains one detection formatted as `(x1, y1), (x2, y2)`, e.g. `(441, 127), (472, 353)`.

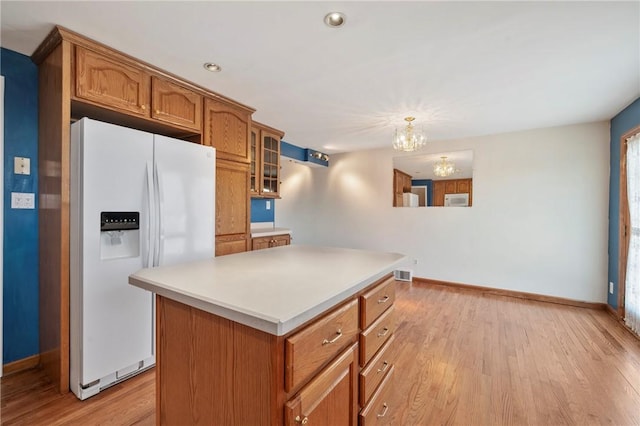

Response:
(35, 26), (258, 390)
(251, 121), (284, 198)
(432, 178), (473, 206)
(393, 169), (412, 207)
(215, 159), (250, 256)
(252, 234), (291, 251)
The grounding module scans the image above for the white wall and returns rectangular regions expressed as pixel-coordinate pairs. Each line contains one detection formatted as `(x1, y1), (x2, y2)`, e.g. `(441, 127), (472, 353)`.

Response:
(277, 122), (610, 303)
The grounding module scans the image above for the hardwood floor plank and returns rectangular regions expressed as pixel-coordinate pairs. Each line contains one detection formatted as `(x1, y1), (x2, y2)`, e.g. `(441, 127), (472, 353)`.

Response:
(2, 282), (640, 425)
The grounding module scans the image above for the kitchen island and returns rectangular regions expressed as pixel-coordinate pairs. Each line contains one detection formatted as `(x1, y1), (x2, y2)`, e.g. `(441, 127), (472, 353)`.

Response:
(129, 245), (406, 425)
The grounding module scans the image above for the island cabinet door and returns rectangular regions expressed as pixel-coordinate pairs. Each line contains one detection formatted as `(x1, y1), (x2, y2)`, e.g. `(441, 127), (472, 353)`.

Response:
(285, 343), (358, 426)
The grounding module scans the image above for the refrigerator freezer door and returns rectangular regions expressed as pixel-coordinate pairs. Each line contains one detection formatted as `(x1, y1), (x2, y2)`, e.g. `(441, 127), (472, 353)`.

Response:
(70, 118), (155, 395)
(153, 135), (215, 266)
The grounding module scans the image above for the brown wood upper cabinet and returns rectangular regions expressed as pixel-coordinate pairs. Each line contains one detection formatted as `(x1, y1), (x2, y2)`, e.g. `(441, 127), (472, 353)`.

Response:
(151, 77), (202, 131)
(204, 98), (252, 163)
(75, 46), (150, 117)
(251, 122), (284, 198)
(75, 47), (203, 132)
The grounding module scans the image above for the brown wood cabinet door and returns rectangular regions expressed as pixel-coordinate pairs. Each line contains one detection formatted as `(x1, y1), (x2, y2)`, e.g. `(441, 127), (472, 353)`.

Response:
(456, 179), (470, 194)
(215, 159), (249, 254)
(204, 98), (251, 163)
(272, 234), (291, 247)
(151, 77), (202, 131)
(433, 181), (445, 206)
(251, 236), (272, 251)
(215, 237), (248, 256)
(250, 127), (261, 196)
(285, 344), (358, 426)
(444, 180), (456, 194)
(75, 46), (150, 117)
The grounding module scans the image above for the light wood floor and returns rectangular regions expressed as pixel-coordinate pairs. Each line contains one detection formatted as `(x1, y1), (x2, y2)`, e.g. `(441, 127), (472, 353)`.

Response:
(2, 282), (640, 425)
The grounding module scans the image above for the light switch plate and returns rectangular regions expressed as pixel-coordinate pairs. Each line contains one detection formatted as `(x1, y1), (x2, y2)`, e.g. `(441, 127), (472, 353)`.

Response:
(11, 192), (35, 209)
(266, 200), (271, 210)
(14, 157), (30, 175)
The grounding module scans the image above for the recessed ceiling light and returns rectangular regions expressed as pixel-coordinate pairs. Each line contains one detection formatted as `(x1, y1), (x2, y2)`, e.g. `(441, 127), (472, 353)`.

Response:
(203, 62), (221, 72)
(324, 12), (346, 28)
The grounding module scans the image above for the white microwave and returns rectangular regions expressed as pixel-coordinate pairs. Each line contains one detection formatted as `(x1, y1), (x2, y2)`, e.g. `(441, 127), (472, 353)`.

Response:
(444, 193), (469, 207)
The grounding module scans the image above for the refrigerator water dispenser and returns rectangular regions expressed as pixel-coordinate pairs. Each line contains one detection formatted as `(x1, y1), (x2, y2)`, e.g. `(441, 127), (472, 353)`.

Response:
(100, 212), (140, 260)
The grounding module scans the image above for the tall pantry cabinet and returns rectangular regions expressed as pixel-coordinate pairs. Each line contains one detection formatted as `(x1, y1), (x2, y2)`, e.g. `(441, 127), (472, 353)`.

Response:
(203, 98), (253, 256)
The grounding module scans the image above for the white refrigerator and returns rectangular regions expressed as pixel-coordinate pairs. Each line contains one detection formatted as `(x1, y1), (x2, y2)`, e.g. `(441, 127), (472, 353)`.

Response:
(70, 118), (215, 400)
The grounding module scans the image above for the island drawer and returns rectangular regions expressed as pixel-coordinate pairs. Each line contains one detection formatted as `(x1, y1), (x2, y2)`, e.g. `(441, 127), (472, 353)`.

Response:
(285, 299), (359, 393)
(360, 306), (395, 367)
(359, 334), (395, 406)
(359, 365), (395, 426)
(360, 276), (395, 329)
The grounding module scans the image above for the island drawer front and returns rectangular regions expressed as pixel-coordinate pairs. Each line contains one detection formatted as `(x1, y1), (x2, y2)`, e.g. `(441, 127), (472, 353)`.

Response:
(360, 276), (396, 329)
(359, 365), (395, 426)
(285, 299), (359, 393)
(359, 334), (396, 407)
(360, 306), (395, 367)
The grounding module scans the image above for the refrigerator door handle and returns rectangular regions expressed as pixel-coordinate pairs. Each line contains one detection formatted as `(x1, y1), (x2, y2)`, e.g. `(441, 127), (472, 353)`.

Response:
(145, 161), (155, 268)
(153, 163), (164, 267)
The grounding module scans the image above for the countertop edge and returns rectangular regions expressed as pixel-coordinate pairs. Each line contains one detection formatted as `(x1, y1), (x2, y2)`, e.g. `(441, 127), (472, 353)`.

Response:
(129, 253), (407, 336)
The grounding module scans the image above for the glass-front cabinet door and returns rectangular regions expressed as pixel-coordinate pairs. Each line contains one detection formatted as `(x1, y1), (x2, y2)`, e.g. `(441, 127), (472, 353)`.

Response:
(251, 122), (284, 198)
(262, 132), (280, 196)
(250, 127), (260, 196)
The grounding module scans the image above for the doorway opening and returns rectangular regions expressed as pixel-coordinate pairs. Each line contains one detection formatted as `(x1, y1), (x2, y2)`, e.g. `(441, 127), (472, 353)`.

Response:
(619, 126), (640, 335)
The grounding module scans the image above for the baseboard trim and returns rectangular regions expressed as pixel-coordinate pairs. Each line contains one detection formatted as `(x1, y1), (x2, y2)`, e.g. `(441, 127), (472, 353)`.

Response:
(412, 277), (607, 310)
(604, 303), (620, 319)
(3, 354), (40, 376)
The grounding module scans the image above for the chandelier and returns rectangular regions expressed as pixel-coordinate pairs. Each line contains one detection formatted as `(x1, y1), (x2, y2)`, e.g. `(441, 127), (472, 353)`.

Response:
(433, 156), (456, 177)
(393, 117), (426, 152)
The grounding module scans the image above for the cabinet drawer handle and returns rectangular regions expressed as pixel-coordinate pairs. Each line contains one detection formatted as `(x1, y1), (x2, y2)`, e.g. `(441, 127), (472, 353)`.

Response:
(295, 415), (309, 424)
(140, 104), (146, 110)
(322, 329), (343, 345)
(377, 403), (389, 418)
(377, 327), (389, 338)
(377, 361), (389, 374)
(377, 295), (390, 304)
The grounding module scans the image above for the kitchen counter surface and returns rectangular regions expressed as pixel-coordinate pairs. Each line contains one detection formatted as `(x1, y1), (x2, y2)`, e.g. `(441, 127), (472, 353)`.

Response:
(129, 245), (406, 335)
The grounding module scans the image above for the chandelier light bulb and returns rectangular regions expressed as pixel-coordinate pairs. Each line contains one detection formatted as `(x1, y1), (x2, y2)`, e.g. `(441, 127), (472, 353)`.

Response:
(393, 117), (426, 152)
(433, 156), (456, 177)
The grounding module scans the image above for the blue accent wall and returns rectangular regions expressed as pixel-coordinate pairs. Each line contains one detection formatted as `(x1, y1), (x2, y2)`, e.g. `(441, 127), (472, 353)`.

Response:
(608, 97), (640, 308)
(251, 198), (275, 223)
(281, 141), (305, 161)
(411, 179), (433, 206)
(1, 48), (40, 363)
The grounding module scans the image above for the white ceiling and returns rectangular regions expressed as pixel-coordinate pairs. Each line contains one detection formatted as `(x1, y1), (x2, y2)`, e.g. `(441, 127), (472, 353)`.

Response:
(1, 1), (638, 153)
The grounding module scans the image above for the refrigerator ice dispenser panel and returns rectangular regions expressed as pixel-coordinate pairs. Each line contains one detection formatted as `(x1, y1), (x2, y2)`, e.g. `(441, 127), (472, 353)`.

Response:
(100, 211), (140, 260)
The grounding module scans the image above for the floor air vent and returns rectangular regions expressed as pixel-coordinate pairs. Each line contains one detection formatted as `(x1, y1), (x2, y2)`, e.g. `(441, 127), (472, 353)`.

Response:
(394, 269), (413, 282)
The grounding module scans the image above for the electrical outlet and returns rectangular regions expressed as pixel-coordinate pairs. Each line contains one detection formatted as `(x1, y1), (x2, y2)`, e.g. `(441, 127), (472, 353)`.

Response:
(14, 157), (31, 175)
(11, 192), (35, 209)
(609, 282), (614, 294)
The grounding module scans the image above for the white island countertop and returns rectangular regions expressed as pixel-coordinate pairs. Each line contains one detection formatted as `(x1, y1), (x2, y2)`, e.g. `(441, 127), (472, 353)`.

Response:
(129, 245), (406, 336)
